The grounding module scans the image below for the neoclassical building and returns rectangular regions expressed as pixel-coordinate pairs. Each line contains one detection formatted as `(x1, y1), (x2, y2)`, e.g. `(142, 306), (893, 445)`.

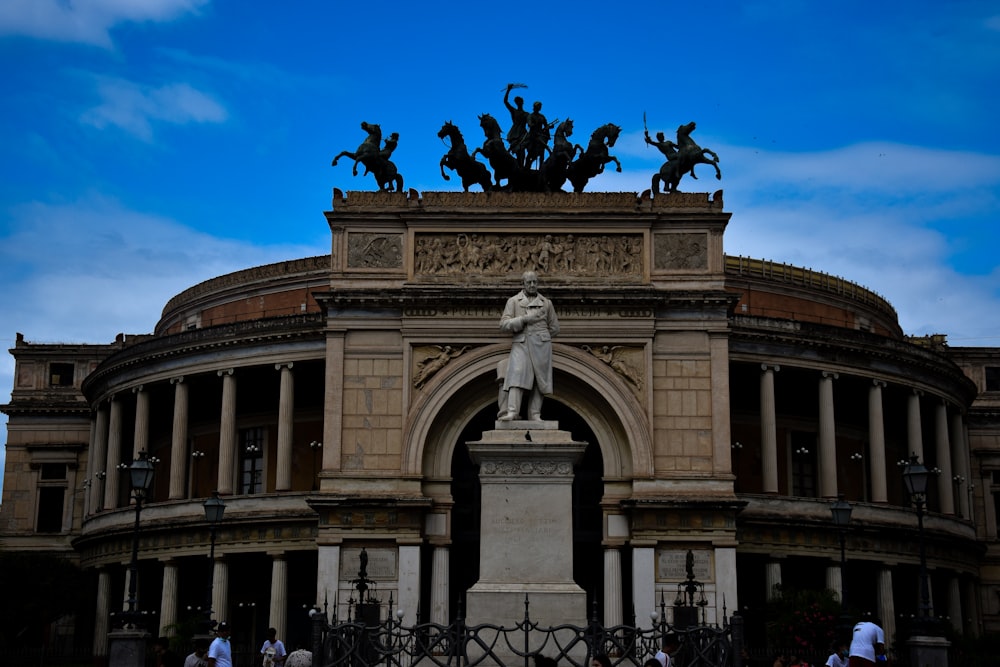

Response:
(2, 190), (999, 659)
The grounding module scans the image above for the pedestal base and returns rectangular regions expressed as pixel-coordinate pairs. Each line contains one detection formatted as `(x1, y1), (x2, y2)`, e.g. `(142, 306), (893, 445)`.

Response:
(907, 635), (950, 667)
(108, 628), (150, 667)
(465, 424), (588, 630)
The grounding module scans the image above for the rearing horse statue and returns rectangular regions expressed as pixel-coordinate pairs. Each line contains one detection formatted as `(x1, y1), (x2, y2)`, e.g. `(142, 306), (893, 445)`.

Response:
(472, 113), (520, 189)
(438, 121), (492, 192)
(652, 121), (721, 194)
(566, 123), (622, 193)
(542, 119), (579, 192)
(331, 121), (404, 192)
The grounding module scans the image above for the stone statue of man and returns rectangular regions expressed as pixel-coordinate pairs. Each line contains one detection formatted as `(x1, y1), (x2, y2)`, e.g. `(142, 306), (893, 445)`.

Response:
(499, 271), (560, 421)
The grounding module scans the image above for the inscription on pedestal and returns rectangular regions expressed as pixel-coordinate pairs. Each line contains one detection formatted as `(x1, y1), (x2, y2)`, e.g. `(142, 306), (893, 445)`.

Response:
(340, 547), (397, 581)
(657, 549), (713, 582)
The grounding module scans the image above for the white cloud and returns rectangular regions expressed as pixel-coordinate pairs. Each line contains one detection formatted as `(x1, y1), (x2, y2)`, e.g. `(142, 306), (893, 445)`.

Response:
(0, 0), (209, 48)
(597, 138), (1000, 345)
(81, 77), (228, 140)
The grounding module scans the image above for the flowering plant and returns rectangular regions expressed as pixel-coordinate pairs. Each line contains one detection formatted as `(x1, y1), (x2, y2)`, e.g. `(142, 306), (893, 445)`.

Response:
(765, 586), (840, 655)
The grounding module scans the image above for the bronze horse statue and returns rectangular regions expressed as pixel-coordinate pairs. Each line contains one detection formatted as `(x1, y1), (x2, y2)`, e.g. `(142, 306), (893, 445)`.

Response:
(566, 123), (622, 193)
(652, 121), (721, 194)
(331, 121), (404, 192)
(541, 119), (579, 192)
(472, 113), (520, 189)
(438, 121), (492, 192)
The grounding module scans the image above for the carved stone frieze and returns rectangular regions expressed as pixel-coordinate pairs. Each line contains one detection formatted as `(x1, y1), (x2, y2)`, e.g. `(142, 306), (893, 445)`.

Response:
(480, 459), (574, 476)
(347, 232), (403, 269)
(414, 232), (643, 278)
(653, 232), (708, 271)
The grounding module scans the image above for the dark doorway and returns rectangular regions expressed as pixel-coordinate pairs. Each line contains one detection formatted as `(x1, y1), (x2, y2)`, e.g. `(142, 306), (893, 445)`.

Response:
(448, 399), (604, 622)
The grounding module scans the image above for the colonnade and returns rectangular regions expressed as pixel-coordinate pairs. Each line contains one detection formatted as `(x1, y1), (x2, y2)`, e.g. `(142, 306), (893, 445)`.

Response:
(82, 362), (303, 654)
(756, 365), (973, 515)
(83, 363), (299, 514)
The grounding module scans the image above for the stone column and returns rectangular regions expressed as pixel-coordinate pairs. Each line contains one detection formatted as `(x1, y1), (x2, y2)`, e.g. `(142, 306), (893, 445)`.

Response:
(950, 412), (969, 518)
(818, 372), (839, 498)
(168, 377), (189, 500)
(430, 546), (449, 626)
(947, 575), (962, 632)
(765, 560), (782, 600)
(323, 332), (346, 479)
(63, 463), (78, 532)
(90, 404), (109, 513)
(714, 547), (738, 625)
(132, 385), (149, 458)
(104, 395), (123, 509)
(826, 562), (843, 604)
(877, 568), (896, 650)
(275, 363), (294, 491)
(934, 401), (955, 514)
(869, 380), (888, 503)
(760, 364), (780, 494)
(212, 557), (229, 625)
(316, 544), (341, 611)
(907, 390), (924, 460)
(84, 414), (98, 517)
(604, 548), (623, 628)
(398, 545), (421, 624)
(217, 369), (236, 495)
(94, 568), (111, 658)
(269, 553), (287, 640)
(632, 546), (656, 629)
(160, 560), (179, 636)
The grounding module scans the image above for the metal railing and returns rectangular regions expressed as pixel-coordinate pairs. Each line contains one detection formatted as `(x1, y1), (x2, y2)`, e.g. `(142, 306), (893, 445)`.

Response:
(310, 596), (743, 667)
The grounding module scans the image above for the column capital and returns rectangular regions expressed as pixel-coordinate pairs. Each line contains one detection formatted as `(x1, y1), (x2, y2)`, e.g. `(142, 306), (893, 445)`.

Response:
(275, 362), (294, 371)
(217, 368), (234, 377)
(170, 376), (185, 385)
(872, 378), (887, 388)
(821, 371), (839, 380)
(911, 388), (924, 397)
(761, 363), (781, 373)
(132, 384), (145, 394)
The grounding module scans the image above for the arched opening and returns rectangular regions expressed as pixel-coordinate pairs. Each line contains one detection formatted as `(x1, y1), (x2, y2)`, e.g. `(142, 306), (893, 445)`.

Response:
(448, 399), (604, 623)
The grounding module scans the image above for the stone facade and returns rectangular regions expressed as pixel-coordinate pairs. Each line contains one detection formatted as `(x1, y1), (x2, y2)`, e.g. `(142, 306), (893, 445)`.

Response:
(2, 190), (999, 660)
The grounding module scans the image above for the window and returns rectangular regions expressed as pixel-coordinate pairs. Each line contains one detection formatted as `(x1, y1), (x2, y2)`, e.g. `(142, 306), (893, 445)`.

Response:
(790, 432), (818, 498)
(36, 487), (65, 532)
(49, 362), (74, 387)
(40, 463), (67, 480)
(986, 367), (1000, 392)
(240, 427), (265, 495)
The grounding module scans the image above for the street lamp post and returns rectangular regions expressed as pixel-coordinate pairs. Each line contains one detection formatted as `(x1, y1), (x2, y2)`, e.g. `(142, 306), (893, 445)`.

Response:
(310, 440), (323, 491)
(830, 494), (853, 644)
(901, 454), (933, 634)
(202, 490), (227, 632)
(122, 451), (155, 628)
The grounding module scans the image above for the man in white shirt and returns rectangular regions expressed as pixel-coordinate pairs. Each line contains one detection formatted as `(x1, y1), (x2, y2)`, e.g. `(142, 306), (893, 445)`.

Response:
(207, 622), (232, 667)
(654, 633), (680, 667)
(261, 627), (287, 666)
(848, 619), (885, 667)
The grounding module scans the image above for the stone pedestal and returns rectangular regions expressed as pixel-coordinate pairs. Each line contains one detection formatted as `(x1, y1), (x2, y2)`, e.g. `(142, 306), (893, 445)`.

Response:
(907, 635), (950, 667)
(465, 421), (587, 628)
(108, 628), (150, 667)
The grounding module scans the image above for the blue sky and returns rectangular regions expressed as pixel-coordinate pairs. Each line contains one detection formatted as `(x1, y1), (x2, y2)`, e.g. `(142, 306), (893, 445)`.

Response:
(1, 1), (999, 491)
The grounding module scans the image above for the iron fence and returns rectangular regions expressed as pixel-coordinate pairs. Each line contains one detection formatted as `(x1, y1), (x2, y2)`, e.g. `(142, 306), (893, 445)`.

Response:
(310, 597), (744, 667)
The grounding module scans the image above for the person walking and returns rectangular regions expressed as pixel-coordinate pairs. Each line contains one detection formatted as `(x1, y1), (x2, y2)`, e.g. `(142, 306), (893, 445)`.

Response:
(849, 619), (885, 667)
(261, 627), (287, 666)
(207, 622), (233, 667)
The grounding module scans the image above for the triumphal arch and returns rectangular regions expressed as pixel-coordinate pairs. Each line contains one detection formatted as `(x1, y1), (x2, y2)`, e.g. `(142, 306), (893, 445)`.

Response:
(308, 187), (741, 629)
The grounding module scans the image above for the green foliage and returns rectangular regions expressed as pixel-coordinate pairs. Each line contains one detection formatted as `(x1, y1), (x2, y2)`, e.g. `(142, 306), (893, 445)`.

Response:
(765, 585), (841, 656)
(0, 551), (88, 647)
